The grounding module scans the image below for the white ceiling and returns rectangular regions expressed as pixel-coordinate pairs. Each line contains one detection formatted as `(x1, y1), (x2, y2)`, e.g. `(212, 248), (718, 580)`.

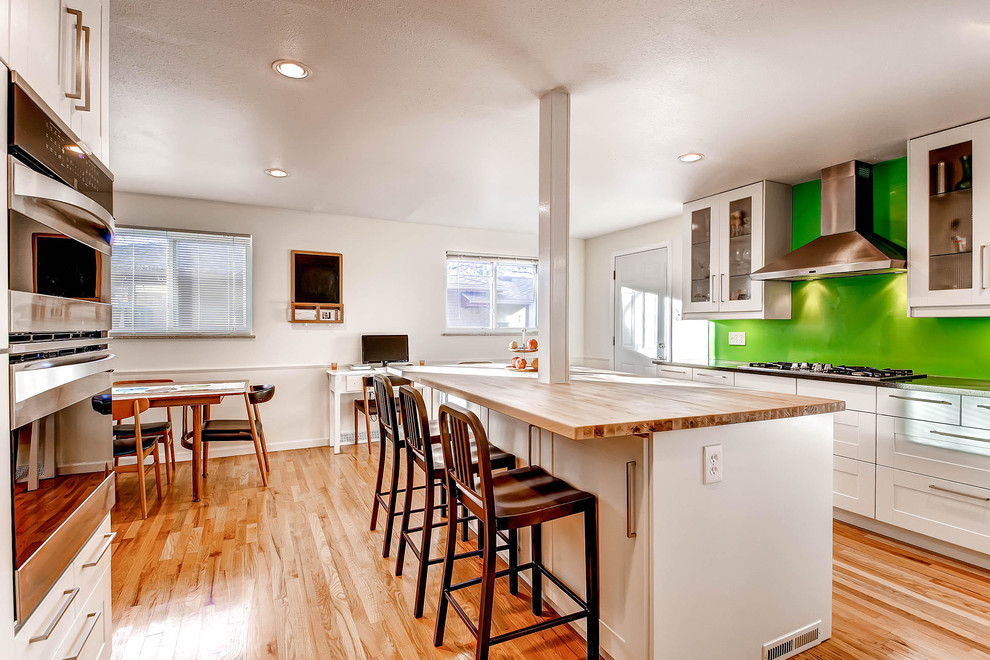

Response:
(111, 1), (990, 238)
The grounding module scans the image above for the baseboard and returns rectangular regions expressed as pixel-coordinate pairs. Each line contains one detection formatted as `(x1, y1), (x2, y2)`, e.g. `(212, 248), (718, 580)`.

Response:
(834, 509), (990, 571)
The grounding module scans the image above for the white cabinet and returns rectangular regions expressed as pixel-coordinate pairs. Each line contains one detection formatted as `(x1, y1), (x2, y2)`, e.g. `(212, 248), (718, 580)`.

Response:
(656, 364), (693, 381)
(682, 181), (792, 320)
(9, 0), (109, 164)
(877, 415), (990, 490)
(0, 0), (10, 65)
(691, 368), (734, 386)
(734, 371), (796, 394)
(833, 456), (876, 518)
(550, 434), (650, 660)
(832, 410), (877, 463)
(907, 118), (990, 317)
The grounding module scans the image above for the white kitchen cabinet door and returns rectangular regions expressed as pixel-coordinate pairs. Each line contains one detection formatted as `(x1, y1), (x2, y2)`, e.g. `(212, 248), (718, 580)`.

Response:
(833, 456), (876, 518)
(692, 368), (734, 386)
(9, 0), (63, 116)
(877, 465), (990, 555)
(832, 410), (877, 462)
(682, 195), (720, 315)
(656, 364), (693, 380)
(796, 379), (877, 414)
(717, 182), (765, 314)
(733, 372), (797, 394)
(0, 0), (10, 65)
(62, 0), (107, 163)
(908, 118), (990, 316)
(548, 433), (650, 660)
(877, 414), (990, 490)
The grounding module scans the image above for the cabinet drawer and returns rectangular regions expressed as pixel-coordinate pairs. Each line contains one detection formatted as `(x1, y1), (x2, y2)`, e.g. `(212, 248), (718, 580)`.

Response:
(692, 368), (734, 386)
(962, 395), (990, 430)
(346, 375), (365, 391)
(796, 379), (876, 413)
(14, 568), (79, 660)
(656, 365), (693, 381)
(877, 388), (961, 424)
(877, 466), (990, 555)
(53, 565), (110, 660)
(73, 515), (113, 601)
(833, 410), (877, 462)
(733, 372), (796, 394)
(833, 456), (876, 518)
(877, 415), (990, 489)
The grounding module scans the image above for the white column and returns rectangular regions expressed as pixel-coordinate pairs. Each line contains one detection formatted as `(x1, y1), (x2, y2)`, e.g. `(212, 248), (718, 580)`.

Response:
(538, 88), (570, 384)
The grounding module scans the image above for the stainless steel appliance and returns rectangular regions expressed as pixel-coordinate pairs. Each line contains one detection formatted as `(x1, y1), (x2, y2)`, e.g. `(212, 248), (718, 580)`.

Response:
(740, 361), (924, 383)
(752, 161), (907, 280)
(6, 70), (116, 625)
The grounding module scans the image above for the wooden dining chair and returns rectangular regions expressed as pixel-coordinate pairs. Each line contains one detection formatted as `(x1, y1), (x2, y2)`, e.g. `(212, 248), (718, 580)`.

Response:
(95, 396), (165, 519)
(353, 376), (378, 453)
(184, 384), (274, 486)
(114, 379), (177, 484)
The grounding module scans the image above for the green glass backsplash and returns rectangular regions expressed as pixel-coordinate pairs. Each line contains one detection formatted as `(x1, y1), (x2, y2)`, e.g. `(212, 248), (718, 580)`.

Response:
(713, 157), (990, 379)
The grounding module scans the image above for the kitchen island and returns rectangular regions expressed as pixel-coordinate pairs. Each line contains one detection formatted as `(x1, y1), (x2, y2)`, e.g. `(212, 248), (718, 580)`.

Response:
(391, 364), (844, 660)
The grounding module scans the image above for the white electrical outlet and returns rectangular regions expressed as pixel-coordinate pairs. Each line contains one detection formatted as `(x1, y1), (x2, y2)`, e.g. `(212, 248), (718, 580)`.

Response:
(728, 332), (746, 346)
(703, 444), (723, 484)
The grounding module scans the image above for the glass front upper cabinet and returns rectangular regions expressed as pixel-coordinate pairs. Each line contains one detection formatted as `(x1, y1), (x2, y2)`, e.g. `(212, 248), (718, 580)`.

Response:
(908, 120), (990, 316)
(683, 197), (719, 315)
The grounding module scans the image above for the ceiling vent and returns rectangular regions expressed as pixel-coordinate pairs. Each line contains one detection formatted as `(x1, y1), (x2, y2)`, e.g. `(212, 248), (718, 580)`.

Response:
(762, 620), (822, 660)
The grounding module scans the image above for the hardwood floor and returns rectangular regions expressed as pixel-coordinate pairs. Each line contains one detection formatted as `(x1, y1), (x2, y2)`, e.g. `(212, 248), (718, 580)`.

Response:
(110, 446), (990, 659)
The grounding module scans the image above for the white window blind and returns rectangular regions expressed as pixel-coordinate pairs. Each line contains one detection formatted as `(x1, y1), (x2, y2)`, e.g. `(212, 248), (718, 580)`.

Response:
(446, 252), (537, 332)
(111, 227), (253, 336)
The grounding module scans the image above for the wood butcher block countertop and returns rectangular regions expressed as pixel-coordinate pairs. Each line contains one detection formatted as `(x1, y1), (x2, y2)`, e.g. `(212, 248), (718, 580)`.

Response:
(393, 365), (845, 440)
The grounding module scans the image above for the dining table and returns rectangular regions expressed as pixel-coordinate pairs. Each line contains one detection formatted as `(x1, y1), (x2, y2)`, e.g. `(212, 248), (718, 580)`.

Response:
(111, 381), (249, 502)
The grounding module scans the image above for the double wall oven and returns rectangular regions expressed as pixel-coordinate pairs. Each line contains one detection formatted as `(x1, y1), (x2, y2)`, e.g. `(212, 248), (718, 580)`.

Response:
(6, 70), (116, 624)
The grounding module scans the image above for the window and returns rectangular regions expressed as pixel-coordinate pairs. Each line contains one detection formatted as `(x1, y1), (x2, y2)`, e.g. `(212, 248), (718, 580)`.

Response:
(446, 253), (537, 332)
(111, 227), (253, 336)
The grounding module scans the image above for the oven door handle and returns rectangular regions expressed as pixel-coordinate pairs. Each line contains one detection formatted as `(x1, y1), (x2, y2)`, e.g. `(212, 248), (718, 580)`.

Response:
(12, 353), (115, 406)
(10, 159), (115, 249)
(17, 352), (114, 373)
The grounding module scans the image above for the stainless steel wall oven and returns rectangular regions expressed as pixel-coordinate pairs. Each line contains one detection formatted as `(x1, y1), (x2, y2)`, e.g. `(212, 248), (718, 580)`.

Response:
(7, 70), (116, 625)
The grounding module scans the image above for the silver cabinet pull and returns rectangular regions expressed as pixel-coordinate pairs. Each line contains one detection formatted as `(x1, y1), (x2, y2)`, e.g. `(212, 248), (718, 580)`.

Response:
(695, 372), (723, 379)
(626, 461), (637, 538)
(930, 429), (990, 443)
(662, 368), (687, 374)
(76, 24), (92, 112)
(982, 245), (988, 291)
(720, 273), (725, 302)
(30, 588), (79, 643)
(63, 610), (101, 660)
(82, 532), (117, 568)
(64, 8), (83, 100)
(889, 394), (952, 405)
(710, 274), (716, 303)
(929, 484), (990, 502)
(977, 404), (990, 411)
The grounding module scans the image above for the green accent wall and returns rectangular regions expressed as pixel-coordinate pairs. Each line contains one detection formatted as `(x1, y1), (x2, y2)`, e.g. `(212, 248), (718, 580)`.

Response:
(713, 157), (990, 379)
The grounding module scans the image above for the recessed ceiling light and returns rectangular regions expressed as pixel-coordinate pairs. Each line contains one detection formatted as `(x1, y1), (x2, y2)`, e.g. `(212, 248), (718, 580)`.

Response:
(265, 168), (289, 178)
(678, 152), (705, 163)
(272, 59), (311, 79)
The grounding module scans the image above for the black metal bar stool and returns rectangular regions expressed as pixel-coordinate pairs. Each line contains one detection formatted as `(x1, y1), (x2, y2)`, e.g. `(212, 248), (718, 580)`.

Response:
(434, 403), (600, 660)
(393, 384), (517, 618)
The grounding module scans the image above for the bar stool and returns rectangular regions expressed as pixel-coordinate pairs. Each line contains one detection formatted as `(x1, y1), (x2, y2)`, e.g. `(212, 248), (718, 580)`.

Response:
(434, 403), (600, 660)
(393, 384), (517, 618)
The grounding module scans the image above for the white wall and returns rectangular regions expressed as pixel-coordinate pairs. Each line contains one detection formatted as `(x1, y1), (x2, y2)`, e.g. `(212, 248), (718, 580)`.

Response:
(583, 215), (708, 369)
(112, 192), (584, 454)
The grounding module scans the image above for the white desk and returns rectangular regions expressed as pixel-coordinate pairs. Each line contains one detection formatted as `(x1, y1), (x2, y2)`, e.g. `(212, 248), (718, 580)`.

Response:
(326, 366), (433, 453)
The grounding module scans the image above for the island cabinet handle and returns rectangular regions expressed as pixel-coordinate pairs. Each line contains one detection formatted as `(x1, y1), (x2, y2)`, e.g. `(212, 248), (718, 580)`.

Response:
(30, 588), (79, 643)
(626, 461), (637, 538)
(929, 429), (990, 443)
(889, 394), (953, 405)
(929, 484), (990, 502)
(63, 610), (101, 660)
(82, 532), (117, 568)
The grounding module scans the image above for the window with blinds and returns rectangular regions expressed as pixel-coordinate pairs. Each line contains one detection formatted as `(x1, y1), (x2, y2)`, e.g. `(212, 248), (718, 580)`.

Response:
(446, 253), (537, 332)
(111, 227), (253, 336)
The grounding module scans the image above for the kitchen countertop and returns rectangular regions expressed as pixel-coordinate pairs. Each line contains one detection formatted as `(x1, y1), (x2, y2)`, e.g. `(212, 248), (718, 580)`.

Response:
(654, 359), (990, 397)
(392, 364), (843, 440)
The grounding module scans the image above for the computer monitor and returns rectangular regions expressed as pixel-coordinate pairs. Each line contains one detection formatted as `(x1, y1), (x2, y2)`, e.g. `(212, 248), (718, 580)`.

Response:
(361, 334), (409, 365)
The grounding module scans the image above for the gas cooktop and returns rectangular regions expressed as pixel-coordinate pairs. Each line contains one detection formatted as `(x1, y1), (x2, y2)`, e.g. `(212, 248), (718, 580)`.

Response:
(740, 362), (925, 383)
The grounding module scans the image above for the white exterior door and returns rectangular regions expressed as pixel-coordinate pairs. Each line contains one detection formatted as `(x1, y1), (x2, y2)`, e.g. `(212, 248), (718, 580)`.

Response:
(613, 247), (669, 375)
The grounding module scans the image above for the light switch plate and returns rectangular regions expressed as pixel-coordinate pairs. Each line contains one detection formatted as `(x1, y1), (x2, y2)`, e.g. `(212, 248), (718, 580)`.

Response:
(728, 332), (746, 346)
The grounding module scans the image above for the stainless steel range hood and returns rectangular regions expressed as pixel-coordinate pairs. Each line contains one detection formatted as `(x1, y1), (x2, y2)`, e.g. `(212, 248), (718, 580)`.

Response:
(751, 161), (906, 281)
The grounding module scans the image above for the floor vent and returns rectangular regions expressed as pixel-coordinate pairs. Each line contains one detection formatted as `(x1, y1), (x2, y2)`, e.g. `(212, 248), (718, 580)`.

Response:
(762, 621), (822, 660)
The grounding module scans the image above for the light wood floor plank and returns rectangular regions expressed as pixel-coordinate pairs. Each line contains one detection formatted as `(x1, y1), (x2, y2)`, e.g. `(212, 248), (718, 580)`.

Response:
(109, 446), (990, 659)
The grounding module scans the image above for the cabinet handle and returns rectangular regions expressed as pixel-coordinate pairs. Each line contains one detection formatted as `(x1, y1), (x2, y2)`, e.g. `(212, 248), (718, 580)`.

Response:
(929, 484), (990, 502)
(29, 588), (79, 643)
(929, 429), (990, 443)
(76, 24), (92, 112)
(982, 245), (988, 291)
(889, 394), (952, 405)
(625, 461), (636, 538)
(64, 8), (83, 101)
(662, 368), (687, 374)
(720, 273), (725, 302)
(62, 610), (101, 660)
(710, 274), (715, 303)
(977, 405), (990, 411)
(82, 532), (117, 568)
(695, 372), (723, 379)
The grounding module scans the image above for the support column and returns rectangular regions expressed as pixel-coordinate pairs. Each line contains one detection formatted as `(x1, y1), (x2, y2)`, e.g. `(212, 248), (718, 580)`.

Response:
(537, 88), (570, 384)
